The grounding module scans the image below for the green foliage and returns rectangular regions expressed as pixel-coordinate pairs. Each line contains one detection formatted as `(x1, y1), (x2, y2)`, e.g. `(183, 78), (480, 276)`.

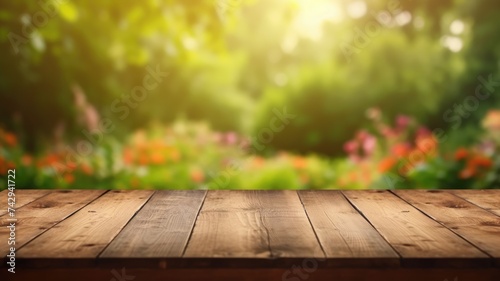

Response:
(1, 0), (500, 189)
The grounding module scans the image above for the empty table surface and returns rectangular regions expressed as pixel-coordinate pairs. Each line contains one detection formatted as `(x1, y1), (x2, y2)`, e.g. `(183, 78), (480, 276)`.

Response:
(1, 189), (499, 281)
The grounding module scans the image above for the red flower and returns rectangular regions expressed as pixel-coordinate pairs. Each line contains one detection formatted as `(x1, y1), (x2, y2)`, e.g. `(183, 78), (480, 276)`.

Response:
(454, 148), (468, 161)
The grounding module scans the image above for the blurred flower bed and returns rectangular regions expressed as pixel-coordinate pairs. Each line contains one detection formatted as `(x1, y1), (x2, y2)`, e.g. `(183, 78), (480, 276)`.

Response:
(1, 110), (499, 190)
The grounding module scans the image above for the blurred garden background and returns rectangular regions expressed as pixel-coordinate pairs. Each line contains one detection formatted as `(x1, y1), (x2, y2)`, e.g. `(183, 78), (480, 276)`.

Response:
(0, 0), (499, 190)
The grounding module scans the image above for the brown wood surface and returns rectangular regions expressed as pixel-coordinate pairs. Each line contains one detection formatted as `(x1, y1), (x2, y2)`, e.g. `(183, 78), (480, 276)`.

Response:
(299, 190), (399, 266)
(17, 190), (153, 259)
(184, 190), (324, 258)
(0, 189), (50, 216)
(0, 190), (105, 256)
(101, 190), (206, 258)
(342, 190), (489, 267)
(452, 189), (500, 216)
(394, 190), (500, 263)
(1, 189), (499, 280)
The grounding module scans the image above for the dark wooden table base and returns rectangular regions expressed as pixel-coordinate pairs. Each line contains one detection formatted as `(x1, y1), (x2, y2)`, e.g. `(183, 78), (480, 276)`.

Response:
(1, 189), (499, 281)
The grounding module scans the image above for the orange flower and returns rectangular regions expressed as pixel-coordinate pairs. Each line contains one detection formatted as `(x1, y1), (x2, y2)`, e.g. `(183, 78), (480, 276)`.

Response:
(151, 140), (165, 149)
(21, 155), (33, 166)
(416, 135), (438, 155)
(458, 153), (492, 179)
(63, 173), (75, 184)
(251, 156), (265, 168)
(392, 143), (411, 157)
(4, 133), (17, 147)
(190, 169), (205, 183)
(150, 154), (165, 165)
(123, 148), (134, 165)
(66, 161), (77, 171)
(299, 174), (310, 184)
(469, 155), (493, 168)
(454, 147), (468, 161)
(6, 161), (15, 170)
(43, 153), (60, 166)
(378, 157), (397, 173)
(292, 157), (307, 169)
(348, 171), (358, 182)
(459, 166), (476, 179)
(138, 154), (149, 165)
(482, 110), (500, 130)
(81, 164), (93, 175)
(169, 149), (181, 162)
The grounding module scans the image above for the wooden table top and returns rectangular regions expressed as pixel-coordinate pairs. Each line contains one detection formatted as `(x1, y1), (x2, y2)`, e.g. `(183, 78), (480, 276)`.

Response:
(1, 189), (500, 281)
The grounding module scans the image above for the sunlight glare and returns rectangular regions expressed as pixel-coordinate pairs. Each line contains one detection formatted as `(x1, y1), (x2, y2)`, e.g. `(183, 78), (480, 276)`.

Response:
(293, 0), (344, 41)
(450, 20), (465, 35)
(347, 1), (367, 19)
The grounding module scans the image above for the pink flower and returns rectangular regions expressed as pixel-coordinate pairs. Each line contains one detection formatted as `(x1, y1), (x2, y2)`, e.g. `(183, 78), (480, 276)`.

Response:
(224, 132), (238, 145)
(343, 140), (358, 154)
(379, 125), (397, 138)
(396, 115), (412, 130)
(362, 135), (377, 156)
(356, 130), (369, 141)
(416, 127), (431, 139)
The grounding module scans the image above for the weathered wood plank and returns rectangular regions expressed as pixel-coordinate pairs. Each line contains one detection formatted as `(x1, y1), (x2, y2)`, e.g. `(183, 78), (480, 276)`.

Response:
(452, 190), (500, 216)
(299, 190), (399, 266)
(394, 190), (500, 262)
(184, 190), (324, 259)
(0, 189), (50, 216)
(17, 190), (154, 260)
(343, 190), (489, 267)
(100, 190), (206, 258)
(0, 190), (105, 257)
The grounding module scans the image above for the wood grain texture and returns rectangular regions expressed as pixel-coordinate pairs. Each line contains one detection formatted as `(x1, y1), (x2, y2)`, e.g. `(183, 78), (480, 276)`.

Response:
(452, 190), (500, 216)
(342, 190), (488, 266)
(0, 190), (105, 256)
(184, 190), (324, 258)
(17, 190), (153, 259)
(0, 189), (50, 216)
(299, 190), (399, 266)
(3, 189), (499, 273)
(100, 190), (206, 258)
(394, 190), (500, 260)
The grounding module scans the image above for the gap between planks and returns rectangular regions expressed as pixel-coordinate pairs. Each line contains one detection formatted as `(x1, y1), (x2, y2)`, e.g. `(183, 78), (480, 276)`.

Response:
(391, 190), (500, 265)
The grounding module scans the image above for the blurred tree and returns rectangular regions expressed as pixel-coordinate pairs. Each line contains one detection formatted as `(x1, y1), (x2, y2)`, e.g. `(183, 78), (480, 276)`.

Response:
(0, 0), (498, 156)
